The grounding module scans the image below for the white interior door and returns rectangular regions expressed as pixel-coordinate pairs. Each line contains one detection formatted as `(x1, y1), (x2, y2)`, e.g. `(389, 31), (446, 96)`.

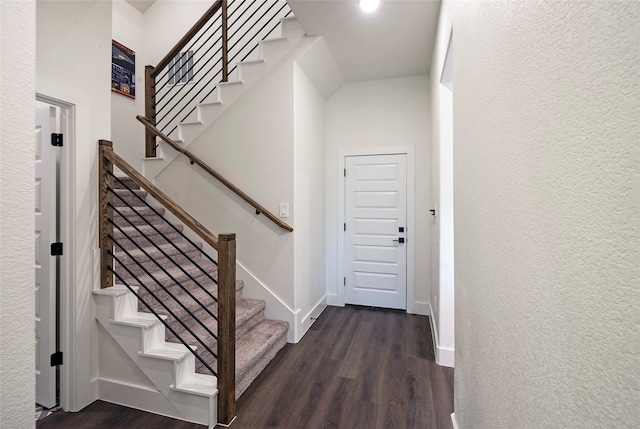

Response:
(345, 154), (407, 310)
(35, 106), (57, 408)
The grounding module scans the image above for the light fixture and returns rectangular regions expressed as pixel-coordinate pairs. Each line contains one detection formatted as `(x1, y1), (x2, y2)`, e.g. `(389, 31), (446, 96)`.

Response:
(358, 0), (380, 13)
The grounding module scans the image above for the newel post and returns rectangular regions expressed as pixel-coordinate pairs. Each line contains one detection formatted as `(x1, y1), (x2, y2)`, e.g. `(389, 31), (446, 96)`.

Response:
(217, 232), (236, 425)
(98, 140), (115, 289)
(221, 0), (229, 82)
(145, 65), (157, 157)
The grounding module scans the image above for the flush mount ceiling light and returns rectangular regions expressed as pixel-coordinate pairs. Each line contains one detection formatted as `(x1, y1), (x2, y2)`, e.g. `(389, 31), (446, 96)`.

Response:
(358, 0), (380, 13)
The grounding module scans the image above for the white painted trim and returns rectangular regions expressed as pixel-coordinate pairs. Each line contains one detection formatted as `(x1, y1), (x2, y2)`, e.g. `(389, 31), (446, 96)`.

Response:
(411, 300), (430, 316)
(451, 412), (459, 429)
(337, 147), (415, 312)
(236, 261), (299, 343)
(297, 295), (327, 341)
(98, 379), (185, 422)
(36, 94), (78, 411)
(326, 293), (342, 307)
(428, 302), (455, 368)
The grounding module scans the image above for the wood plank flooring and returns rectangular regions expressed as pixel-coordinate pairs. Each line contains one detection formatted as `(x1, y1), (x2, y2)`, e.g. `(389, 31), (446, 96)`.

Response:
(37, 305), (453, 429)
(229, 305), (454, 429)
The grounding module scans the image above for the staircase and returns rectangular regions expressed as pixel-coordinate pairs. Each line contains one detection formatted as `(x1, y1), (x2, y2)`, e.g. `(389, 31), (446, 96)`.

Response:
(94, 176), (288, 427)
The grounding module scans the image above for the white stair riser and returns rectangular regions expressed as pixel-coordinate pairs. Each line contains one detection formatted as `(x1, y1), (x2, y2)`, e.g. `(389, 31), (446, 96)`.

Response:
(217, 82), (245, 104)
(281, 17), (305, 41)
(197, 103), (224, 124)
(178, 122), (203, 143)
(259, 38), (293, 63)
(238, 60), (268, 85)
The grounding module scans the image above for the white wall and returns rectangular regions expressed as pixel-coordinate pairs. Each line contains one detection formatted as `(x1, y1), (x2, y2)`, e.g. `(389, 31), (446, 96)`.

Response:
(429, 0), (455, 367)
(325, 75), (431, 313)
(36, 0), (113, 411)
(293, 62), (327, 336)
(111, 0), (145, 171)
(154, 48), (296, 307)
(0, 2), (36, 427)
(453, 1), (639, 428)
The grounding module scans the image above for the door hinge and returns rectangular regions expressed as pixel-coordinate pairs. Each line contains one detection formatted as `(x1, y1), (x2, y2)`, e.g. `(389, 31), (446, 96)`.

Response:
(344, 168), (346, 177)
(50, 242), (63, 256)
(344, 277), (346, 286)
(344, 223), (346, 231)
(51, 133), (63, 147)
(50, 351), (63, 367)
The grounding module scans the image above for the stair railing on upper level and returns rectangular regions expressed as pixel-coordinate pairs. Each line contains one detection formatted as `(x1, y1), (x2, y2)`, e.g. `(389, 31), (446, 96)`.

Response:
(137, 115), (294, 232)
(98, 140), (237, 424)
(145, 0), (292, 157)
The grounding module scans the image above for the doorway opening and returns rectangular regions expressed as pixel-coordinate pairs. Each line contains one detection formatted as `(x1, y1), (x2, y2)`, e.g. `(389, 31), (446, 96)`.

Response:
(35, 94), (75, 414)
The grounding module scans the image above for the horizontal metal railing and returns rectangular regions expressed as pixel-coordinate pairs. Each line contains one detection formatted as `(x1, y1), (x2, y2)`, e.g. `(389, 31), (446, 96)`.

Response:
(145, 0), (292, 156)
(98, 140), (236, 423)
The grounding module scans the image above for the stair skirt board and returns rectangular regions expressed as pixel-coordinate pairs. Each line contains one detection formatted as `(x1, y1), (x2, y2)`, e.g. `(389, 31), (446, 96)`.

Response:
(98, 379), (216, 428)
(95, 180), (290, 425)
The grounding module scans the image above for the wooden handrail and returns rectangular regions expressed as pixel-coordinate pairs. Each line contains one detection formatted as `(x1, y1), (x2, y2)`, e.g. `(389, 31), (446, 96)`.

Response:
(151, 0), (223, 78)
(136, 115), (294, 232)
(99, 140), (220, 251)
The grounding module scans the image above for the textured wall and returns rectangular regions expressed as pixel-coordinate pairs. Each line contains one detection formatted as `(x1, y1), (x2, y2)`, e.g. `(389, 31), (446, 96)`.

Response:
(0, 1), (36, 428)
(454, 1), (639, 428)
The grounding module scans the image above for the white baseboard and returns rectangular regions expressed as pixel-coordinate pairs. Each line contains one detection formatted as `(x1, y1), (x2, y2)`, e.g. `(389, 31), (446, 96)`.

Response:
(428, 303), (455, 368)
(451, 412), (459, 429)
(296, 295), (327, 342)
(410, 300), (430, 316)
(326, 293), (343, 307)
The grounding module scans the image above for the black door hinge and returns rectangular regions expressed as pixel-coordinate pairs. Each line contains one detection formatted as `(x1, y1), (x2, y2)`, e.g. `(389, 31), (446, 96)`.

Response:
(50, 242), (63, 256)
(344, 168), (346, 177)
(51, 133), (63, 147)
(344, 223), (346, 231)
(50, 351), (63, 367)
(344, 277), (346, 286)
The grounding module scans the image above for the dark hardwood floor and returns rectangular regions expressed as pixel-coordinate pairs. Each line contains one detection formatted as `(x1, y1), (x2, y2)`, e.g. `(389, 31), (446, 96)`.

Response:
(38, 305), (453, 429)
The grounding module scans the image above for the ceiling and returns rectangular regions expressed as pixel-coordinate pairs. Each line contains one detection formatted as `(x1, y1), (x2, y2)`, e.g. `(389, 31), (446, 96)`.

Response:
(124, 0), (442, 82)
(288, 0), (441, 82)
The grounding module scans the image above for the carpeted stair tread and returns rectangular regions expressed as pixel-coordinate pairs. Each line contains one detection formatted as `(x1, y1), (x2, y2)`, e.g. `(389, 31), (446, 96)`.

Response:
(112, 176), (140, 189)
(113, 223), (184, 241)
(235, 319), (289, 397)
(115, 241), (205, 279)
(167, 297), (266, 347)
(111, 189), (148, 207)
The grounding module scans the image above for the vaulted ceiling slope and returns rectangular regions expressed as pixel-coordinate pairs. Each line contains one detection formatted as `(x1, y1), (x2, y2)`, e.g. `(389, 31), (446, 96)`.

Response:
(288, 0), (441, 82)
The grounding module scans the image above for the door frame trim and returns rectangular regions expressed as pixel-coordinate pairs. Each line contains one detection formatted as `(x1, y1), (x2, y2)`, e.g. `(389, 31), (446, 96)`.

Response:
(336, 147), (415, 312)
(36, 93), (76, 411)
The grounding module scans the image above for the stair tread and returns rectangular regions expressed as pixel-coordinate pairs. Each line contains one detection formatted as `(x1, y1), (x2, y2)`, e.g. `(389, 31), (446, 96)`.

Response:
(173, 373), (217, 396)
(114, 312), (167, 328)
(142, 341), (195, 361)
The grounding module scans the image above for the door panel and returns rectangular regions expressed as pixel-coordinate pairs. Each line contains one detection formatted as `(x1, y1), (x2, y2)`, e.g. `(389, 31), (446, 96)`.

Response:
(345, 154), (407, 309)
(35, 106), (57, 408)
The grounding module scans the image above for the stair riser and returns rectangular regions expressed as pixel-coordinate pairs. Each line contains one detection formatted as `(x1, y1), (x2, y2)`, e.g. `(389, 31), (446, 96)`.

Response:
(115, 248), (204, 279)
(114, 213), (165, 227)
(236, 307), (265, 339)
(112, 177), (140, 190)
(115, 231), (184, 251)
(111, 190), (148, 207)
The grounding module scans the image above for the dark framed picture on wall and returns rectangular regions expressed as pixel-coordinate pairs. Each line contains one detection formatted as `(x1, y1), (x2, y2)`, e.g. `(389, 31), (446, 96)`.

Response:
(111, 40), (135, 99)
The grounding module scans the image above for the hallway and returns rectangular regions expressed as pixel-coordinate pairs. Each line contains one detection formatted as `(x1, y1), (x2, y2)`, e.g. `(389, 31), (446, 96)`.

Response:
(38, 305), (453, 428)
